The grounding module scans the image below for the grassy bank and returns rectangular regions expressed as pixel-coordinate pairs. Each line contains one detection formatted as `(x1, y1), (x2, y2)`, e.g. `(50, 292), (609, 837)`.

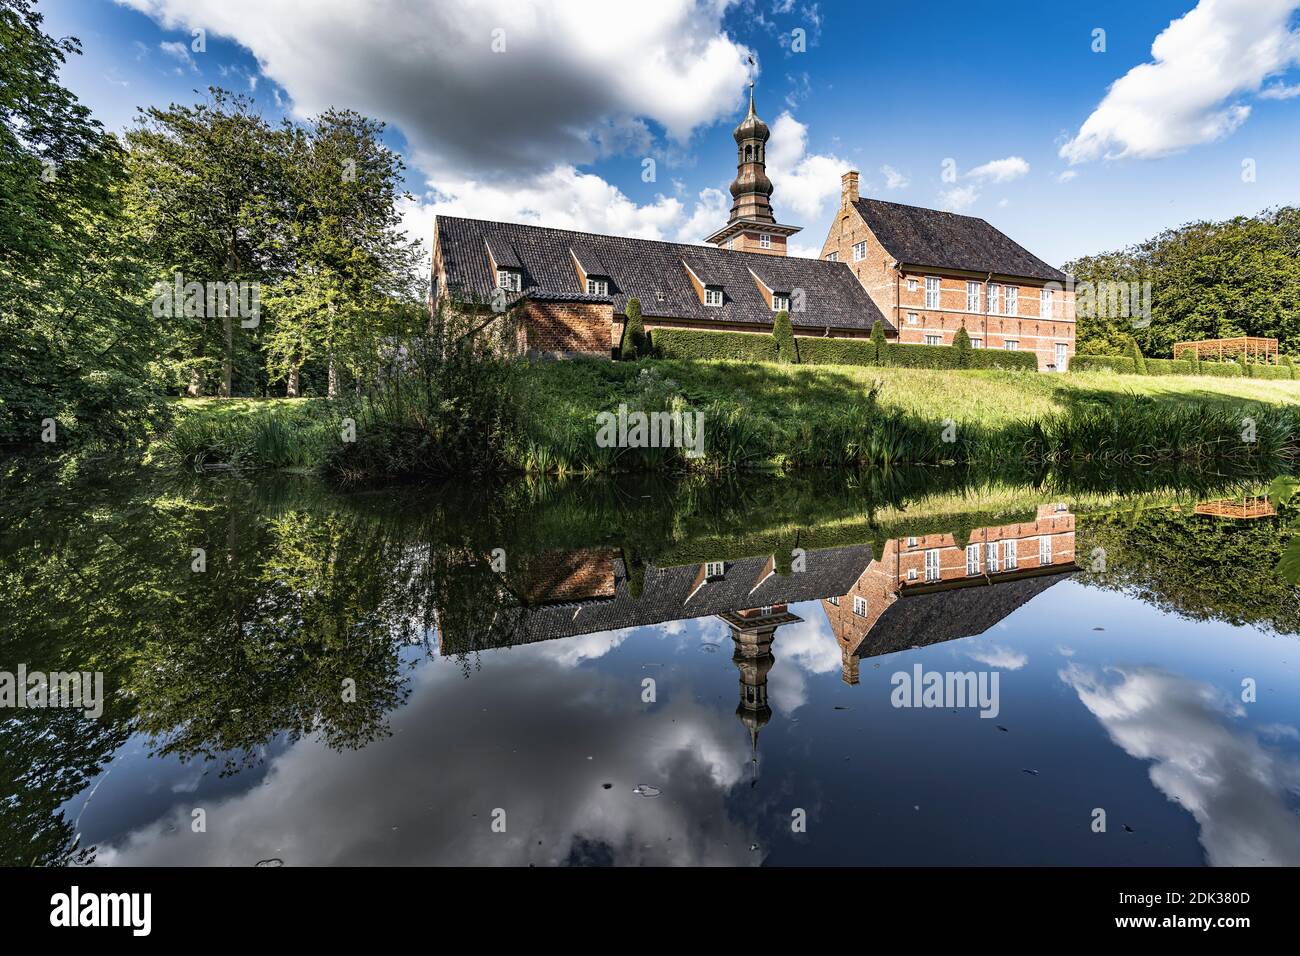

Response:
(156, 359), (1300, 482)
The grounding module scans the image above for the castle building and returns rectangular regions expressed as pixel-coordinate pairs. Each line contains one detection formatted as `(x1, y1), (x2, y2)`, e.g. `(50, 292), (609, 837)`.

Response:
(431, 82), (1073, 369)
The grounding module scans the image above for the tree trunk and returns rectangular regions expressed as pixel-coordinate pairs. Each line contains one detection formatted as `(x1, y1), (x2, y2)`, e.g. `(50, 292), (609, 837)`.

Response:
(327, 354), (338, 399)
(287, 363), (300, 398)
(221, 311), (233, 398)
(186, 367), (204, 397)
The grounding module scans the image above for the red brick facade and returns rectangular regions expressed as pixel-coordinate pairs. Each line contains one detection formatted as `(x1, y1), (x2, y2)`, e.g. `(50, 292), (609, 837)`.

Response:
(820, 174), (1077, 371)
(522, 300), (614, 357)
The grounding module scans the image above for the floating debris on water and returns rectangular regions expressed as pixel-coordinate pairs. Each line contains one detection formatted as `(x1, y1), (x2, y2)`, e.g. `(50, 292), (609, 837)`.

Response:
(632, 785), (661, 797)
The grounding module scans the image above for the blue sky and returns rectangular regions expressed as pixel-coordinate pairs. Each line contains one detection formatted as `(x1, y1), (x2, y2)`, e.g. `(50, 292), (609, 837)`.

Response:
(38, 0), (1300, 266)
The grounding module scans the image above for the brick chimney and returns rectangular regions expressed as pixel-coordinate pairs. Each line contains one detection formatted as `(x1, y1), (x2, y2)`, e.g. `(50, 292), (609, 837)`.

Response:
(840, 170), (860, 209)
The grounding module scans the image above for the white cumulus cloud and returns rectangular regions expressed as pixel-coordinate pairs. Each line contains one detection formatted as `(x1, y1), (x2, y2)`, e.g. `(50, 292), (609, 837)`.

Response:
(1060, 0), (1300, 163)
(966, 156), (1030, 183)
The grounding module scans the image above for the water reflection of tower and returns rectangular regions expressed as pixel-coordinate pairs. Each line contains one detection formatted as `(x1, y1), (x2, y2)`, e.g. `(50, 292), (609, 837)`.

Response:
(716, 605), (803, 785)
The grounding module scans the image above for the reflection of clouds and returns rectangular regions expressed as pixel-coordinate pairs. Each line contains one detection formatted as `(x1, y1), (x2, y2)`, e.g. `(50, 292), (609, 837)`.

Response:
(95, 638), (756, 866)
(966, 643), (1028, 671)
(1060, 663), (1300, 866)
(767, 612), (840, 715)
(529, 627), (635, 667)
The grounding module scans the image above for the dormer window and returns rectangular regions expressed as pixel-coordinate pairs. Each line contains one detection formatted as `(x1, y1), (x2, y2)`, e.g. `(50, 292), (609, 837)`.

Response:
(496, 268), (521, 292)
(704, 286), (723, 307)
(705, 561), (725, 580)
(772, 293), (790, 312)
(759, 233), (772, 249)
(586, 277), (609, 296)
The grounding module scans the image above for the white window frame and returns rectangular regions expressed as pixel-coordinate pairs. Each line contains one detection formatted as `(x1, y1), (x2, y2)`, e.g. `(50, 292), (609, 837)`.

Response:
(1040, 288), (1054, 318)
(985, 542), (1000, 574)
(925, 276), (940, 309)
(1005, 539), (1018, 570)
(496, 268), (521, 292)
(772, 294), (790, 313)
(907, 278), (918, 293)
(586, 277), (608, 296)
(1005, 286), (1018, 316)
(705, 561), (724, 578)
(1039, 535), (1051, 565)
(966, 543), (981, 576)
(759, 605), (774, 616)
(907, 312), (919, 325)
(704, 286), (723, 307)
(971, 337), (983, 349)
(852, 241), (866, 261)
(828, 595), (840, 606)
(853, 595), (868, 618)
(988, 283), (1001, 315)
(759, 233), (772, 249)
(924, 333), (942, 346)
(966, 280), (981, 313)
(826, 251), (838, 262)
(1003, 340), (1019, 351)
(924, 548), (941, 582)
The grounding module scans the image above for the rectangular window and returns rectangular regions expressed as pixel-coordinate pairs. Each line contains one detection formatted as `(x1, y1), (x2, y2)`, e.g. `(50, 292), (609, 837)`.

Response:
(1005, 286), (1018, 316)
(966, 543), (981, 576)
(705, 561), (724, 578)
(971, 338), (983, 348)
(1005, 539), (1018, 570)
(852, 241), (866, 261)
(759, 605), (773, 616)
(586, 278), (608, 296)
(759, 233), (772, 249)
(925, 276), (940, 309)
(1004, 340), (1019, 350)
(1040, 288), (1054, 318)
(985, 542), (1000, 573)
(966, 280), (981, 313)
(907, 537), (917, 547)
(924, 549), (941, 582)
(828, 595), (840, 606)
(826, 251), (838, 262)
(907, 568), (918, 581)
(772, 294), (790, 312)
(496, 268), (521, 292)
(907, 278), (918, 292)
(1039, 535), (1051, 564)
(853, 595), (868, 618)
(924, 333), (942, 346)
(988, 283), (1001, 315)
(907, 312), (919, 325)
(704, 287), (723, 307)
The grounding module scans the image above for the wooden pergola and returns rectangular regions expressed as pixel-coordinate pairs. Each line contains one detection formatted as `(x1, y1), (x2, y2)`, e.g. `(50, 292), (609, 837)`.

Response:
(1173, 336), (1279, 364)
(1193, 496), (1277, 520)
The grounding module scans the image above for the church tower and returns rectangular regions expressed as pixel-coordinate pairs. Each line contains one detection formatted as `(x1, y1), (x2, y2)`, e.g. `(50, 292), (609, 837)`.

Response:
(705, 80), (802, 256)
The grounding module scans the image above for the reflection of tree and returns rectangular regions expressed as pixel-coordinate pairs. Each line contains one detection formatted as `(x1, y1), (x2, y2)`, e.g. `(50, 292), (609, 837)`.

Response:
(1079, 506), (1300, 634)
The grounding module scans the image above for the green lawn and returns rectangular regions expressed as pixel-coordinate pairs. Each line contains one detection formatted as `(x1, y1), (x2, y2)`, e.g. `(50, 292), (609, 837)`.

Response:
(520, 358), (1300, 430)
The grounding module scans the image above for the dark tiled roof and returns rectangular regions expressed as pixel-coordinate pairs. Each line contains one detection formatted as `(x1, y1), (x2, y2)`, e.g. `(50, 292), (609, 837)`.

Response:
(436, 215), (890, 332)
(445, 543), (876, 654)
(853, 198), (1067, 283)
(854, 569), (1075, 660)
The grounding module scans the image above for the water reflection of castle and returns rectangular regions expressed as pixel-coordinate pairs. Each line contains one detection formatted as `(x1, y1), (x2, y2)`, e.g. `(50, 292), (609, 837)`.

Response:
(447, 504), (1077, 751)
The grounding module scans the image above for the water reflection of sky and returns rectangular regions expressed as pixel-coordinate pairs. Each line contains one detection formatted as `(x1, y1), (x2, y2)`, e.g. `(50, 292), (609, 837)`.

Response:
(66, 579), (1300, 866)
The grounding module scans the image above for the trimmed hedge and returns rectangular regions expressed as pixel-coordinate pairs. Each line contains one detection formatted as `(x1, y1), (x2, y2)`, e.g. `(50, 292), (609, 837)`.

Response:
(1144, 357), (1196, 376)
(652, 327), (776, 362)
(652, 327), (1037, 371)
(1197, 361), (1243, 378)
(1070, 354), (1137, 374)
(1245, 362), (1293, 380)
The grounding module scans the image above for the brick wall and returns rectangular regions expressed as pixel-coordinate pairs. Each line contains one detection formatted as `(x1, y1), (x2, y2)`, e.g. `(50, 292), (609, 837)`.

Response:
(523, 300), (614, 358)
(719, 231), (788, 256)
(818, 178), (1079, 371)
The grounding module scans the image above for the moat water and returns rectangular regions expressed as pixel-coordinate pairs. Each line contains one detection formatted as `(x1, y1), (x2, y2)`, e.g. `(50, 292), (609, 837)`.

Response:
(4, 464), (1300, 865)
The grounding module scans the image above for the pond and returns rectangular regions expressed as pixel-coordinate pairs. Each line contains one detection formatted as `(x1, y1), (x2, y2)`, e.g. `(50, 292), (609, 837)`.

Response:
(3, 463), (1300, 866)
